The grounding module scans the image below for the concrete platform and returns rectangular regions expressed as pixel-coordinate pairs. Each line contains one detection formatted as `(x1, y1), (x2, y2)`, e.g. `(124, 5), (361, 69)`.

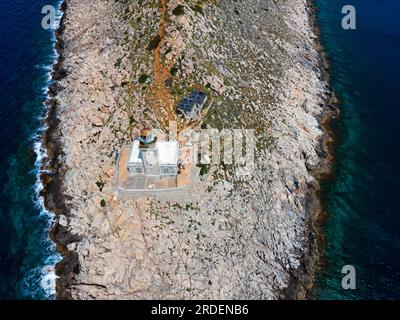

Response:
(115, 145), (193, 193)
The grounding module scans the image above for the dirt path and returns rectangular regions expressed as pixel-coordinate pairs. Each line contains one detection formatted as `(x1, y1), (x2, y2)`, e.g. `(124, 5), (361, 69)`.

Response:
(147, 0), (176, 125)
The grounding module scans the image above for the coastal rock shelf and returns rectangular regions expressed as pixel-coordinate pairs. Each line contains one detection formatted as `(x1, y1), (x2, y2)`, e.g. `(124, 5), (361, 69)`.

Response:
(45, 0), (337, 299)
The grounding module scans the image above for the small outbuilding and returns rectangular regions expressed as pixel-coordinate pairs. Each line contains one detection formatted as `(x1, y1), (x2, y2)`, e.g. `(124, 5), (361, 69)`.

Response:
(177, 90), (208, 120)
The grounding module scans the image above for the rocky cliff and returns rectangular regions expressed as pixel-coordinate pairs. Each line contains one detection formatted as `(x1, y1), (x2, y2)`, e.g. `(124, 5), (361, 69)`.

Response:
(43, 0), (337, 299)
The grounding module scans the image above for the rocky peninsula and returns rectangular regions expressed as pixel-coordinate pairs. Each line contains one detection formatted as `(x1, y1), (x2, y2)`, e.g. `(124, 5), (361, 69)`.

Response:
(42, 0), (338, 299)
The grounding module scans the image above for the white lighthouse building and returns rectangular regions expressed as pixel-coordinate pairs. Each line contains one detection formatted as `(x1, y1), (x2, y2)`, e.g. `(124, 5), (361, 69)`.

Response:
(127, 127), (179, 177)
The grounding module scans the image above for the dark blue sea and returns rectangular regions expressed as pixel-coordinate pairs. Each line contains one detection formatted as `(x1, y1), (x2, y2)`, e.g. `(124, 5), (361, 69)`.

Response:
(0, 0), (62, 299)
(314, 0), (400, 299)
(0, 0), (399, 299)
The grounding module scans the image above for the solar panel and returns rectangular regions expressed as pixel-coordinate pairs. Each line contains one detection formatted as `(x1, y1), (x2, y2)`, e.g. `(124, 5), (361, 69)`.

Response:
(177, 90), (207, 115)
(178, 100), (193, 112)
(191, 91), (207, 104)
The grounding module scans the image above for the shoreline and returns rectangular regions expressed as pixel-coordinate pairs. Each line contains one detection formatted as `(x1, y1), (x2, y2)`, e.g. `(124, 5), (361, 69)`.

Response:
(42, 0), (339, 300)
(41, 0), (80, 299)
(282, 0), (340, 299)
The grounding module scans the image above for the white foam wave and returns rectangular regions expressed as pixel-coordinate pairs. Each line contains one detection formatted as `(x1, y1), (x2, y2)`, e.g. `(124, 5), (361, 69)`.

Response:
(27, 0), (65, 299)
(40, 265), (59, 297)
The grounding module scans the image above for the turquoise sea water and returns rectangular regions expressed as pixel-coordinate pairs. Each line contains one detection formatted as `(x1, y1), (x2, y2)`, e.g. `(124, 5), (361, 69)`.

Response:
(314, 0), (400, 299)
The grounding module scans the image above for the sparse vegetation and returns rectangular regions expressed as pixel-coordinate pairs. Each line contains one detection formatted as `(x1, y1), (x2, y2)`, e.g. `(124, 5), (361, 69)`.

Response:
(114, 57), (122, 68)
(170, 66), (178, 76)
(129, 115), (136, 126)
(52, 0), (332, 300)
(192, 2), (204, 14)
(147, 35), (161, 51)
(199, 164), (211, 176)
(96, 176), (105, 192)
(138, 73), (148, 84)
(172, 5), (185, 16)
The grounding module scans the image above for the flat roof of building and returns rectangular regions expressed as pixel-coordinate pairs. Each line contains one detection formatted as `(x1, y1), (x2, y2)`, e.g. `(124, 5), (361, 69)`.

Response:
(128, 140), (179, 166)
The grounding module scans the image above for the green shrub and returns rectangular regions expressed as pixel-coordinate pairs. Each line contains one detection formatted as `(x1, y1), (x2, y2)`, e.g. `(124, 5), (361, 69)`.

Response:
(147, 35), (161, 51)
(129, 116), (136, 125)
(138, 74), (148, 84)
(100, 199), (106, 208)
(114, 58), (122, 68)
(172, 5), (185, 16)
(96, 177), (105, 192)
(192, 3), (204, 14)
(170, 66), (178, 76)
(199, 164), (211, 176)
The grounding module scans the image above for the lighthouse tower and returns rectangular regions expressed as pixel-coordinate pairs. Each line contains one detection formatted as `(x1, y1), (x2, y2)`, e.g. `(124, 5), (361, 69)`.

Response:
(138, 127), (156, 146)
